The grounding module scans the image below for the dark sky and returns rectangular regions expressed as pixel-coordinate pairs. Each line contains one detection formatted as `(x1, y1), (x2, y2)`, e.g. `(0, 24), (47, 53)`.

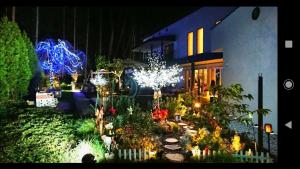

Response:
(0, 6), (198, 69)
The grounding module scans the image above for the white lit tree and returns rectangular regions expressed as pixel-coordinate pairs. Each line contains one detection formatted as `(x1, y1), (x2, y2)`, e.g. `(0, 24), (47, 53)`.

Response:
(90, 72), (108, 108)
(133, 53), (183, 109)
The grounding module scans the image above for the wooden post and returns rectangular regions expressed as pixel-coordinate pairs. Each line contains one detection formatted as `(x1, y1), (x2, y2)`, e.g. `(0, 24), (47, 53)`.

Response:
(124, 149), (127, 160)
(134, 149), (137, 161)
(118, 149), (121, 159)
(197, 150), (200, 160)
(129, 149), (132, 161)
(202, 150), (206, 159)
(260, 152), (265, 163)
(139, 149), (142, 161)
(240, 151), (243, 163)
(144, 149), (147, 160)
(266, 152), (270, 163)
(255, 151), (259, 163)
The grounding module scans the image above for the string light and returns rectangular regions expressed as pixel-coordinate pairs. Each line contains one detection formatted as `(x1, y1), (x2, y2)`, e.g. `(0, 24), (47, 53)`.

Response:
(90, 73), (108, 87)
(133, 53), (182, 91)
(35, 39), (86, 87)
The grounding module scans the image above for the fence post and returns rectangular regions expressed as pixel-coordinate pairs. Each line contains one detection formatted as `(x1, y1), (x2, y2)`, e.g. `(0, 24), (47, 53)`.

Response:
(118, 149), (122, 159)
(255, 151), (259, 163)
(208, 150), (211, 156)
(202, 150), (206, 159)
(266, 152), (270, 163)
(144, 148), (147, 160)
(197, 150), (200, 160)
(139, 149), (142, 161)
(124, 149), (127, 160)
(240, 151), (243, 163)
(213, 150), (216, 156)
(260, 152), (265, 163)
(129, 149), (132, 161)
(134, 149), (137, 161)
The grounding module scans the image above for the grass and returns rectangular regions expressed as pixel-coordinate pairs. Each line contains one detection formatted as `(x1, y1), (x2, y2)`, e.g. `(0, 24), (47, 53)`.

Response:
(0, 107), (105, 163)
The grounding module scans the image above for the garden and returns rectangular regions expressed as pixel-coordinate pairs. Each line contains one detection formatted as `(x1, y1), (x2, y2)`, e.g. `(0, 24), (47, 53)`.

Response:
(0, 16), (273, 163)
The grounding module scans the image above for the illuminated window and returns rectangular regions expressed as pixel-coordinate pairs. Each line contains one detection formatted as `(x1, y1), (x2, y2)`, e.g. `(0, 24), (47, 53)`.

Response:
(188, 32), (193, 56)
(197, 28), (204, 54)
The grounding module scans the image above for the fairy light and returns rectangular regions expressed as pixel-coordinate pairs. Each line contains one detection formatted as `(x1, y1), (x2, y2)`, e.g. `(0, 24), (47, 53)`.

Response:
(90, 73), (108, 87)
(36, 39), (86, 87)
(133, 53), (182, 91)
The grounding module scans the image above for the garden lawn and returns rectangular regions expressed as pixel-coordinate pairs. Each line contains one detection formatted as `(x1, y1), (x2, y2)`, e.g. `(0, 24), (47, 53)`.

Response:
(0, 107), (105, 163)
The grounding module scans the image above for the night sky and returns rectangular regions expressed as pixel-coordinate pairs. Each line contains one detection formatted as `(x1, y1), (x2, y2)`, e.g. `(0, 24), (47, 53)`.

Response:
(0, 6), (198, 70)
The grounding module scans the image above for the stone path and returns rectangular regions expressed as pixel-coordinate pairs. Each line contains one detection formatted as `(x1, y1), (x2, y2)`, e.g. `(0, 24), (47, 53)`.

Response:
(57, 91), (95, 117)
(161, 121), (195, 162)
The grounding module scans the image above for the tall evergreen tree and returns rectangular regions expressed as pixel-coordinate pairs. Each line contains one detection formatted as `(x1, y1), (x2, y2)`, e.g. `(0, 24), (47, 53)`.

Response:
(23, 32), (38, 75)
(0, 17), (32, 100)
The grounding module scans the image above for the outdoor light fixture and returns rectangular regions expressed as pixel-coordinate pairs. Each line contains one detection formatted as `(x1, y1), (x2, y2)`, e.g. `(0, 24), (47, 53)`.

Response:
(264, 123), (272, 153)
(264, 123), (272, 133)
(194, 102), (201, 108)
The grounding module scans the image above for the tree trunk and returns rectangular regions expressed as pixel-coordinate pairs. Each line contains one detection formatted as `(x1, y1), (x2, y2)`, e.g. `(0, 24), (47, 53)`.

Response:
(115, 14), (126, 58)
(85, 8), (90, 79)
(35, 7), (39, 45)
(108, 11), (114, 60)
(73, 7), (76, 49)
(12, 6), (15, 21)
(62, 7), (66, 40)
(99, 9), (102, 56)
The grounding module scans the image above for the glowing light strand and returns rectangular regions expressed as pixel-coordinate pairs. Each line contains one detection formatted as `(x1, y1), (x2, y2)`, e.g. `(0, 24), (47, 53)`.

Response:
(90, 73), (108, 87)
(35, 39), (86, 88)
(133, 53), (183, 91)
(36, 39), (86, 74)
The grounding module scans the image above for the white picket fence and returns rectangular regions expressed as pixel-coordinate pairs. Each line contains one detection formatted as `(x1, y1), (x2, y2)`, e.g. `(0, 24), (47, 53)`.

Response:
(117, 149), (154, 161)
(192, 149), (273, 163)
(233, 151), (273, 163)
(117, 148), (273, 163)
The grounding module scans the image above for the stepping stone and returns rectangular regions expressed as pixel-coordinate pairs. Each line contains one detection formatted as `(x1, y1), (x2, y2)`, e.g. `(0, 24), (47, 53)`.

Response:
(164, 144), (181, 150)
(186, 129), (197, 136)
(165, 138), (179, 143)
(178, 122), (187, 126)
(165, 153), (184, 162)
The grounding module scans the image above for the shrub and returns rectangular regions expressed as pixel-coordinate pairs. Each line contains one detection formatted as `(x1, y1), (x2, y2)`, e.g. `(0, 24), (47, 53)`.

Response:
(60, 139), (105, 163)
(201, 153), (238, 163)
(76, 118), (98, 138)
(0, 107), (94, 163)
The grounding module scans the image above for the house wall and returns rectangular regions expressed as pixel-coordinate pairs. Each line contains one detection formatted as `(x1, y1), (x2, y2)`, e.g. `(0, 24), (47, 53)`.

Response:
(211, 7), (278, 133)
(145, 7), (237, 59)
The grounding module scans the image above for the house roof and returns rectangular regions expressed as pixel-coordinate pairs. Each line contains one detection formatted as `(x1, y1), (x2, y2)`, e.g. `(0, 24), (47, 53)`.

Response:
(132, 35), (175, 52)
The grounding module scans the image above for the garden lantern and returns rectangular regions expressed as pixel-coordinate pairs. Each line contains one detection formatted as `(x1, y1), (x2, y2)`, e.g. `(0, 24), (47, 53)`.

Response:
(194, 102), (201, 115)
(194, 102), (201, 108)
(264, 123), (272, 133)
(264, 123), (272, 153)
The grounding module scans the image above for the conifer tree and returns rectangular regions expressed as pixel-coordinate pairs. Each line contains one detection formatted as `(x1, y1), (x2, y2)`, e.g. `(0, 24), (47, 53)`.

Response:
(0, 17), (32, 100)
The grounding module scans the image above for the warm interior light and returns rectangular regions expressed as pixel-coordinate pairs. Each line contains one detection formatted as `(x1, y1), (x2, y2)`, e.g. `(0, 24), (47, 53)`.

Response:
(264, 123), (272, 133)
(188, 32), (193, 56)
(197, 28), (203, 54)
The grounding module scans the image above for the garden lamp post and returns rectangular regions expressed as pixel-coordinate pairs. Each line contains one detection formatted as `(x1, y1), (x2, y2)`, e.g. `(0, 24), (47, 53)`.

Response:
(264, 123), (272, 153)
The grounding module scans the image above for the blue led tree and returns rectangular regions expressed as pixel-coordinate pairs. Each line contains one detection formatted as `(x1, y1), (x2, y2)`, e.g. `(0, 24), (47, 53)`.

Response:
(35, 39), (86, 88)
